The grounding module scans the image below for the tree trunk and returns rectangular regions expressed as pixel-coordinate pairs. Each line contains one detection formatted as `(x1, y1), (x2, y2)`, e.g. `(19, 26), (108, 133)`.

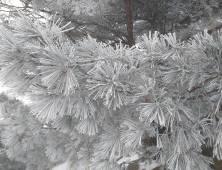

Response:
(123, 0), (134, 47)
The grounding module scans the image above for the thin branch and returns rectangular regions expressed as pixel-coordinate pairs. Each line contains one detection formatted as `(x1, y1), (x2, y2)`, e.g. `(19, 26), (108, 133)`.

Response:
(62, 16), (128, 44)
(188, 75), (218, 93)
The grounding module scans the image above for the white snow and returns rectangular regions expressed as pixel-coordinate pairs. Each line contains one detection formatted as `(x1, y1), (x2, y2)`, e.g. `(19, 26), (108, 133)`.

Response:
(117, 154), (140, 164)
(52, 162), (86, 170)
(8, 0), (23, 7)
(52, 163), (67, 170)
(116, 153), (160, 170)
(52, 160), (160, 170)
(138, 160), (160, 170)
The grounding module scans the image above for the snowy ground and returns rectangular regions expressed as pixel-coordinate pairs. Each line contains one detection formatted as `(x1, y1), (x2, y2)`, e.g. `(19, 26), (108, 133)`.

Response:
(52, 163), (67, 170)
(138, 160), (159, 170)
(52, 163), (86, 170)
(52, 161), (159, 170)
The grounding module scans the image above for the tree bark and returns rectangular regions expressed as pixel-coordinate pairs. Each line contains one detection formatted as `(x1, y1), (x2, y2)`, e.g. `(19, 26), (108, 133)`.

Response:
(123, 0), (133, 47)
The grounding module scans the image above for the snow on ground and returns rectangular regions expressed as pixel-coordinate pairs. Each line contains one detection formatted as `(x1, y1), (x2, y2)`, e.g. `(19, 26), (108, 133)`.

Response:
(117, 153), (160, 170)
(139, 160), (160, 170)
(52, 162), (86, 170)
(52, 160), (159, 170)
(52, 163), (67, 170)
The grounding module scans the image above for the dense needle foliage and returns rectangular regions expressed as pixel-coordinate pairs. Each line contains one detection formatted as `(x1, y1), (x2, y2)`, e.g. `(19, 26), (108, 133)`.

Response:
(0, 0), (222, 170)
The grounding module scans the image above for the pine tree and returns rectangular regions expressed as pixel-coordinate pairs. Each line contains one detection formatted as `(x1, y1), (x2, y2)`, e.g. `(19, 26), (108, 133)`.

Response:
(1, 1), (222, 170)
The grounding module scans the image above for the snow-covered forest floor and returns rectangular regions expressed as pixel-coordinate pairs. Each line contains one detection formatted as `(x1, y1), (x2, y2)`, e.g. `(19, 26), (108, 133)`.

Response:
(52, 160), (159, 170)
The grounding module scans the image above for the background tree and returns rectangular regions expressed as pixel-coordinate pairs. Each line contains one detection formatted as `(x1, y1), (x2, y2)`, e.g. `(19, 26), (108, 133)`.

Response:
(0, 94), (29, 170)
(1, 1), (222, 170)
(1, 0), (221, 45)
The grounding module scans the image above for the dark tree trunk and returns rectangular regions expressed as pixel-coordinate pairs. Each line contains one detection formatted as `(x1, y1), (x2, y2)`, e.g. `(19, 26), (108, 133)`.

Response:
(123, 0), (134, 47)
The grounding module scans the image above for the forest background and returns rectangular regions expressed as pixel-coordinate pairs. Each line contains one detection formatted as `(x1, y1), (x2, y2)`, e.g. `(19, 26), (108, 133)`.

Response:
(0, 0), (222, 170)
